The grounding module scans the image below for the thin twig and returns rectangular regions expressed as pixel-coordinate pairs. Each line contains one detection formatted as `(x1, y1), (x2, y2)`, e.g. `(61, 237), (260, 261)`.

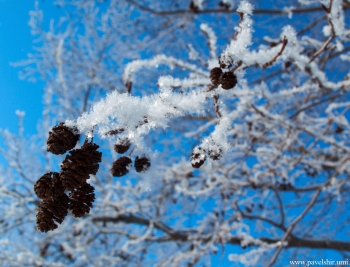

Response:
(213, 95), (221, 119)
(200, 25), (216, 60)
(125, 0), (345, 16)
(235, 202), (287, 232)
(309, 0), (335, 63)
(297, 14), (327, 36)
(267, 158), (348, 266)
(271, 187), (285, 227)
(266, 186), (323, 267)
(104, 117), (148, 136)
(263, 37), (288, 68)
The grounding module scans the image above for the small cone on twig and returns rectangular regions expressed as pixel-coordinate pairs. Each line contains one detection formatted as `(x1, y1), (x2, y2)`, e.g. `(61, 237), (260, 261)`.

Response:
(219, 1), (231, 9)
(52, 173), (65, 199)
(34, 172), (66, 200)
(111, 156), (132, 177)
(134, 155), (151, 172)
(114, 138), (131, 154)
(210, 67), (222, 85)
(221, 71), (237, 90)
(191, 147), (206, 168)
(34, 172), (56, 199)
(60, 140), (102, 190)
(69, 183), (95, 218)
(189, 0), (199, 12)
(36, 194), (69, 232)
(47, 123), (80, 155)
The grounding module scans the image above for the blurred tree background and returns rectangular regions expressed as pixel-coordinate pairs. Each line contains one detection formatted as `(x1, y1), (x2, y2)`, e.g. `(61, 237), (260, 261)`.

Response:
(1, 0), (350, 266)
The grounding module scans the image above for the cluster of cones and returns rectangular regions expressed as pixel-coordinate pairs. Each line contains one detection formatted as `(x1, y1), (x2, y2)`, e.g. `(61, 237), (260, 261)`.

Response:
(111, 137), (151, 177)
(210, 57), (237, 90)
(191, 145), (222, 169)
(34, 123), (101, 232)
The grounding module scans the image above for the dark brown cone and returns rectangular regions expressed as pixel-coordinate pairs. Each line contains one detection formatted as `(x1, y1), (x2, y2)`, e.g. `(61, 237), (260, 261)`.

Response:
(111, 157), (132, 177)
(210, 67), (222, 85)
(219, 1), (231, 9)
(189, 1), (199, 12)
(134, 156), (151, 172)
(47, 123), (80, 155)
(36, 205), (57, 232)
(52, 173), (65, 199)
(36, 194), (69, 232)
(34, 172), (56, 199)
(69, 183), (95, 218)
(191, 147), (206, 168)
(60, 140), (102, 190)
(114, 138), (131, 154)
(221, 71), (237, 90)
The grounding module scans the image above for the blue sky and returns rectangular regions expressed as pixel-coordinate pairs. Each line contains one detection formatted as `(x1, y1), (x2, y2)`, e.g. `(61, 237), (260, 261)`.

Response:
(0, 0), (62, 135)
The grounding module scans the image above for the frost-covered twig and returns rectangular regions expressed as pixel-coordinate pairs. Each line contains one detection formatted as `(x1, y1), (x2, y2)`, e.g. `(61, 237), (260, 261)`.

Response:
(213, 95), (221, 119)
(267, 179), (329, 267)
(309, 0), (336, 63)
(263, 37), (288, 68)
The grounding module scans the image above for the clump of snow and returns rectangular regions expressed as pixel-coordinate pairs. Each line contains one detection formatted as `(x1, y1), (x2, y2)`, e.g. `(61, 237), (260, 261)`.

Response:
(330, 0), (345, 37)
(236, 0), (253, 15)
(281, 25), (297, 44)
(220, 1), (254, 66)
(66, 87), (209, 150)
(283, 6), (295, 19)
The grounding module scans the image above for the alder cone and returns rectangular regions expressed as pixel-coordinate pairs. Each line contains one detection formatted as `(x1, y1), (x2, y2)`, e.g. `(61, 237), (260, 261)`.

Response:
(111, 156), (132, 177)
(191, 147), (206, 168)
(47, 123), (80, 155)
(189, 1), (199, 12)
(34, 172), (56, 199)
(221, 72), (237, 90)
(36, 194), (69, 232)
(60, 141), (102, 190)
(69, 183), (95, 218)
(52, 173), (65, 199)
(210, 67), (222, 85)
(219, 1), (231, 9)
(36, 205), (58, 232)
(134, 156), (151, 172)
(34, 172), (66, 200)
(114, 138), (131, 154)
